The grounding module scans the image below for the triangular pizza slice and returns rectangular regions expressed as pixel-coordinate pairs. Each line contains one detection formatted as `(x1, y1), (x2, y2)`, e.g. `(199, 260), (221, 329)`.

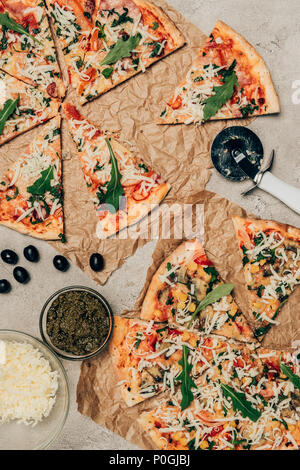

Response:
(158, 20), (279, 124)
(141, 239), (256, 343)
(63, 102), (170, 238)
(233, 216), (300, 340)
(0, 116), (64, 240)
(0, 69), (60, 146)
(46, 0), (185, 104)
(0, 0), (65, 99)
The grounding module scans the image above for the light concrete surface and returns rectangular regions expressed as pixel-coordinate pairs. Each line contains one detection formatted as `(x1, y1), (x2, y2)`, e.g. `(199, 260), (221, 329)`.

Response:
(0, 0), (300, 450)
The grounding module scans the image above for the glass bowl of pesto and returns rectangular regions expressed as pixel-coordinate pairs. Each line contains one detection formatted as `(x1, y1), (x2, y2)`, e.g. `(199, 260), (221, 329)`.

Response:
(39, 286), (114, 361)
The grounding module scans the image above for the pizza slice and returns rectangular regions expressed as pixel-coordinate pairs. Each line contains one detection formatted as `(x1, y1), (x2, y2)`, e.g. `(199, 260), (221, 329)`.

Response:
(46, 0), (185, 104)
(109, 316), (229, 407)
(63, 103), (170, 238)
(233, 216), (300, 340)
(0, 70), (60, 146)
(158, 20), (279, 124)
(139, 344), (300, 450)
(141, 239), (255, 343)
(0, 116), (64, 240)
(0, 0), (65, 99)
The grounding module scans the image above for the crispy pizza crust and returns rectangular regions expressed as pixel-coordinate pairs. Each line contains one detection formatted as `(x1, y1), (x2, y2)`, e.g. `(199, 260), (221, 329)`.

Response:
(133, 0), (185, 49)
(109, 316), (165, 407)
(233, 215), (300, 249)
(0, 219), (62, 240)
(138, 411), (166, 449)
(99, 181), (171, 238)
(141, 239), (201, 321)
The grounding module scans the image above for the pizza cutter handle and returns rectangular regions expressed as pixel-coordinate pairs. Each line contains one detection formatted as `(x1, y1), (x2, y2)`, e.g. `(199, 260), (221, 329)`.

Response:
(258, 172), (300, 215)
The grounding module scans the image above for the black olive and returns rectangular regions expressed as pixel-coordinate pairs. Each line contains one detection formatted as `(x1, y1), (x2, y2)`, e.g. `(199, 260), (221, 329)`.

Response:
(13, 266), (30, 284)
(89, 253), (104, 272)
(24, 245), (39, 262)
(53, 255), (69, 272)
(0, 279), (11, 293)
(1, 249), (18, 265)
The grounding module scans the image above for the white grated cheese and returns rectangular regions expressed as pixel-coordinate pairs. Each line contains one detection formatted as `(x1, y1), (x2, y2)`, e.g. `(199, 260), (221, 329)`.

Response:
(0, 341), (58, 426)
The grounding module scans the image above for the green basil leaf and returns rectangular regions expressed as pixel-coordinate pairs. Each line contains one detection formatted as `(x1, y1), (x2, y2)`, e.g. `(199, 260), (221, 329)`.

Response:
(100, 34), (141, 66)
(188, 283), (234, 327)
(221, 384), (261, 422)
(177, 345), (197, 410)
(111, 7), (133, 27)
(280, 361), (300, 392)
(0, 97), (19, 135)
(101, 138), (125, 212)
(0, 12), (41, 45)
(102, 67), (113, 79)
(58, 233), (66, 243)
(203, 61), (238, 121)
(27, 166), (54, 196)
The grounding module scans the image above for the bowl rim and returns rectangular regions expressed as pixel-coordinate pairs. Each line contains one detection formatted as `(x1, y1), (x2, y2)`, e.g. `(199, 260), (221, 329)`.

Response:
(0, 329), (70, 450)
(39, 285), (114, 361)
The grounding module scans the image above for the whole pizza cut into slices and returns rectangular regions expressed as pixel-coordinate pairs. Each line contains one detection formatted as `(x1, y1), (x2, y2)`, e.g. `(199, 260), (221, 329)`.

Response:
(233, 216), (300, 340)
(141, 239), (255, 343)
(158, 20), (280, 124)
(46, 0), (185, 104)
(63, 103), (170, 238)
(139, 344), (300, 450)
(0, 0), (65, 99)
(0, 116), (64, 239)
(109, 316), (230, 407)
(0, 69), (60, 146)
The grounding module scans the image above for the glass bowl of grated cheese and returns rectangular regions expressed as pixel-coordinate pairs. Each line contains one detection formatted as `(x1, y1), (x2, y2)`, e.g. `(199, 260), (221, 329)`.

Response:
(0, 330), (69, 450)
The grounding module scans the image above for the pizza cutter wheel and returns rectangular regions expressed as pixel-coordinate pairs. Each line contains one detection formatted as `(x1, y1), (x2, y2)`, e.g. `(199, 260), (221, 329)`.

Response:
(210, 126), (300, 215)
(210, 126), (263, 182)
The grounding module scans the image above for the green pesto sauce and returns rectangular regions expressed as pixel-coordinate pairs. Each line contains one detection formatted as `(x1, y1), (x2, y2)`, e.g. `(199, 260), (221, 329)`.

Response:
(47, 291), (109, 355)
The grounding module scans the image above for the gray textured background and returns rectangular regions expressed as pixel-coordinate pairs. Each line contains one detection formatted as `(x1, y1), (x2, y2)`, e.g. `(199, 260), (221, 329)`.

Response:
(0, 0), (300, 450)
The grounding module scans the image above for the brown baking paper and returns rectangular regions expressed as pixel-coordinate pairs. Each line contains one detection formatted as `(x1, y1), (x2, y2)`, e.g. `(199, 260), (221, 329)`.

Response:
(77, 189), (300, 450)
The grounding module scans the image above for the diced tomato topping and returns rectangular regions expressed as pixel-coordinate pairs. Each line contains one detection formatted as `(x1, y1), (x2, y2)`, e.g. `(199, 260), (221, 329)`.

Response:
(265, 361), (280, 373)
(22, 14), (39, 31)
(89, 28), (100, 51)
(233, 358), (244, 368)
(223, 432), (232, 442)
(205, 425), (224, 439)
(147, 334), (157, 352)
(168, 95), (182, 110)
(168, 328), (182, 336)
(154, 421), (162, 428)
(84, 67), (97, 82)
(194, 255), (213, 266)
(64, 103), (83, 121)
(131, 183), (151, 201)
